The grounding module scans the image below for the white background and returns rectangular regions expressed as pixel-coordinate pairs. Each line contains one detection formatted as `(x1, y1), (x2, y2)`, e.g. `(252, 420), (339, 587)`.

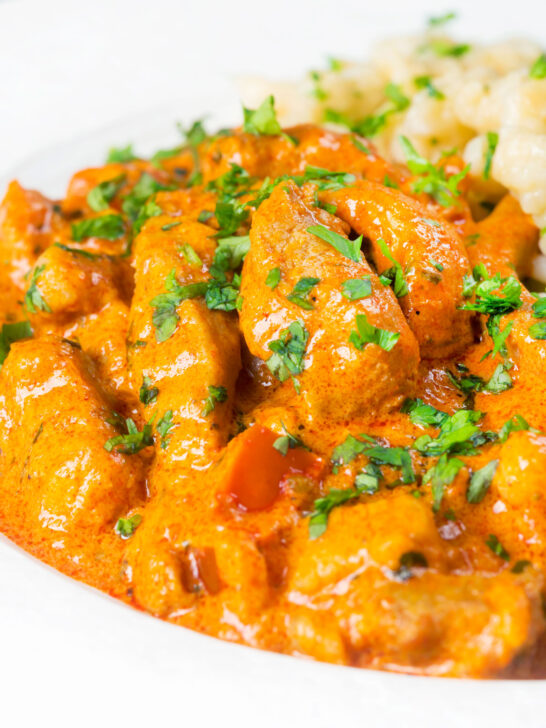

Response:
(1, 1), (546, 726)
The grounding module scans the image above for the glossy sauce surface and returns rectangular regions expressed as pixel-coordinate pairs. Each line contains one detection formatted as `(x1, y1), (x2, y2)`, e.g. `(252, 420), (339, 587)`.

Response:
(1, 122), (545, 678)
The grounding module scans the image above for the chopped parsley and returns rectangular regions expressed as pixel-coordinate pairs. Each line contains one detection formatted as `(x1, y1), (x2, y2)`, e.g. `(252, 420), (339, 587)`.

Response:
(150, 269), (209, 342)
(414, 75), (445, 99)
(243, 95), (282, 136)
(466, 459), (498, 503)
(341, 276), (372, 300)
(413, 409), (483, 457)
(273, 425), (309, 456)
(331, 433), (374, 468)
(0, 320), (32, 366)
(104, 417), (154, 454)
(530, 53), (546, 79)
(530, 296), (546, 339)
(115, 514), (142, 539)
(72, 214), (125, 241)
(139, 376), (159, 405)
(308, 486), (361, 539)
(122, 173), (169, 222)
(427, 11), (456, 26)
(423, 453), (465, 511)
(483, 131), (499, 180)
(425, 40), (471, 57)
(87, 174), (126, 211)
(324, 82), (409, 139)
(286, 277), (320, 310)
(179, 243), (202, 267)
(400, 135), (469, 207)
(266, 321), (309, 389)
(202, 385), (228, 416)
(106, 144), (135, 163)
(307, 224), (362, 262)
(512, 560), (532, 574)
(53, 243), (99, 259)
(24, 265), (51, 314)
(377, 238), (409, 297)
(156, 410), (174, 449)
(266, 267), (281, 289)
(349, 313), (400, 352)
(499, 414), (533, 443)
(402, 398), (449, 428)
(485, 534), (510, 561)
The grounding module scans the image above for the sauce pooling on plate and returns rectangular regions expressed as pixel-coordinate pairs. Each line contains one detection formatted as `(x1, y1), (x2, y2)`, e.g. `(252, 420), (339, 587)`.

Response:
(1, 105), (546, 677)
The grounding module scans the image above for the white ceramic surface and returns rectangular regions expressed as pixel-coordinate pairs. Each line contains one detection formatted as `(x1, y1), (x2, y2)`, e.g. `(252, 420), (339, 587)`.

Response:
(2, 2), (546, 726)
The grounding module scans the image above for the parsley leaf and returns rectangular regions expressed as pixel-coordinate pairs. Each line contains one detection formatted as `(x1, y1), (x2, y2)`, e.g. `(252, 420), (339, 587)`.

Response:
(286, 277), (320, 310)
(266, 267), (281, 289)
(87, 174), (126, 212)
(106, 144), (135, 163)
(156, 410), (174, 449)
(484, 363), (512, 393)
(414, 409), (482, 457)
(273, 425), (309, 456)
(308, 486), (361, 539)
(428, 11), (456, 26)
(460, 267), (522, 316)
(400, 135), (469, 207)
(179, 243), (202, 267)
(529, 321), (546, 340)
(150, 269), (209, 342)
(341, 277), (372, 300)
(414, 75), (445, 99)
(499, 414), (532, 443)
(202, 385), (228, 416)
(243, 95), (282, 136)
(377, 238), (409, 297)
(349, 313), (400, 352)
(485, 534), (510, 561)
(530, 53), (546, 79)
(401, 398), (449, 428)
(423, 453), (464, 511)
(267, 321), (309, 387)
(72, 214), (125, 241)
(24, 265), (51, 314)
(331, 433), (374, 468)
(139, 376), (159, 405)
(307, 224), (362, 262)
(466, 459), (498, 503)
(483, 131), (499, 180)
(104, 417), (154, 454)
(0, 320), (32, 366)
(122, 173), (169, 222)
(426, 40), (471, 57)
(115, 513), (142, 539)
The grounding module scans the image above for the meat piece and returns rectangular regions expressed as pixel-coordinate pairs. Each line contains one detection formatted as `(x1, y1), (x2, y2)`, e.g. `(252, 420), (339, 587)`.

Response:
(322, 180), (474, 358)
(0, 338), (145, 565)
(239, 180), (419, 421)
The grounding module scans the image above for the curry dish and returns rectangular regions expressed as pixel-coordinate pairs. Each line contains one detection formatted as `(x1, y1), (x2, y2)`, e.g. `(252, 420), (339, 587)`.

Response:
(2, 100), (546, 678)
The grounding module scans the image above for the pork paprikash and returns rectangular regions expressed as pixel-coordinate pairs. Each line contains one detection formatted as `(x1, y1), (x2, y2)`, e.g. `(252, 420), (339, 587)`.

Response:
(1, 98), (546, 678)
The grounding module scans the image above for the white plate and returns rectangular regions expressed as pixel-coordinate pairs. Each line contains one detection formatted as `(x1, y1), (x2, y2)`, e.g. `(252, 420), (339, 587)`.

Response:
(3, 57), (546, 728)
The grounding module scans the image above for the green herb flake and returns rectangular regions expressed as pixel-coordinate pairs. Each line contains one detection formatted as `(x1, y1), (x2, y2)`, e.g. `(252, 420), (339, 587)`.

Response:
(156, 410), (174, 449)
(273, 424), (309, 456)
(341, 276), (372, 300)
(180, 243), (202, 267)
(266, 267), (281, 289)
(428, 11), (456, 26)
(512, 559), (532, 574)
(72, 214), (125, 242)
(202, 385), (228, 416)
(349, 312), (400, 352)
(24, 265), (51, 314)
(483, 131), (499, 180)
(485, 534), (510, 561)
(286, 277), (320, 310)
(0, 320), (33, 366)
(377, 238), (409, 297)
(87, 174), (126, 212)
(243, 95), (282, 136)
(139, 376), (159, 405)
(267, 321), (309, 387)
(423, 453), (465, 511)
(414, 75), (445, 99)
(115, 513), (142, 539)
(530, 54), (546, 79)
(466, 459), (499, 503)
(106, 144), (135, 163)
(104, 417), (154, 455)
(307, 224), (362, 262)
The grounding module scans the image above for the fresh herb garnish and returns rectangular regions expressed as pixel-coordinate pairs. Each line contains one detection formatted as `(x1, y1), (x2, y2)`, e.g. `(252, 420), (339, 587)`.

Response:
(414, 75), (445, 99)
(156, 410), (174, 449)
(273, 424), (309, 456)
(150, 270), (209, 342)
(307, 224), (362, 262)
(87, 174), (126, 211)
(466, 459), (498, 503)
(179, 242), (202, 267)
(139, 376), (159, 405)
(286, 277), (320, 310)
(483, 131), (499, 180)
(266, 267), (281, 289)
(243, 95), (282, 136)
(24, 265), (51, 314)
(485, 534), (510, 561)
(106, 144), (135, 163)
(349, 313), (400, 352)
(72, 214), (125, 241)
(267, 321), (309, 389)
(377, 238), (409, 297)
(341, 276), (372, 300)
(427, 11), (456, 26)
(530, 54), (546, 79)
(423, 453), (465, 511)
(115, 513), (142, 539)
(0, 320), (32, 366)
(400, 135), (469, 206)
(104, 417), (154, 454)
(401, 398), (449, 428)
(202, 385), (228, 416)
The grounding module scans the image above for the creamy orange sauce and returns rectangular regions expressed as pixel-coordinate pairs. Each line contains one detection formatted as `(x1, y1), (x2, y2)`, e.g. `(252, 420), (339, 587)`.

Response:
(1, 120), (545, 678)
